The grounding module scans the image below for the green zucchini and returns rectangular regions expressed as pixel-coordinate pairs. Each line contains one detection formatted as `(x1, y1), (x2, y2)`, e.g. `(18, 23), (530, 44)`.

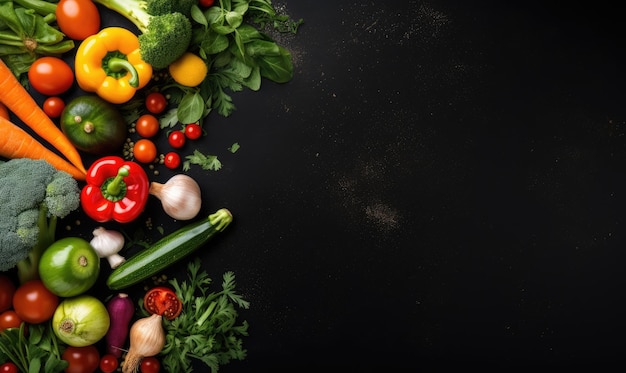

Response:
(106, 208), (233, 290)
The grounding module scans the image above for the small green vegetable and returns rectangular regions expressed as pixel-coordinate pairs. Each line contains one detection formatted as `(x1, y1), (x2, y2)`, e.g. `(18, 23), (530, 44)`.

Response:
(106, 208), (233, 290)
(160, 258), (250, 372)
(0, 158), (81, 284)
(39, 237), (101, 297)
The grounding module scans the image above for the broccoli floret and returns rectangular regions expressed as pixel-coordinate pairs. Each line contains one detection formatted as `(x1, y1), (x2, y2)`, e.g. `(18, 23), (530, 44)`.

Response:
(137, 13), (192, 70)
(146, 0), (195, 17)
(0, 158), (80, 284)
(93, 0), (194, 69)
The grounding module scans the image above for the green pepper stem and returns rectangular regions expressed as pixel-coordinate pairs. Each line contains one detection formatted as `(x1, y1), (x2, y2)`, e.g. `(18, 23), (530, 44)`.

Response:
(106, 166), (130, 197)
(107, 57), (139, 88)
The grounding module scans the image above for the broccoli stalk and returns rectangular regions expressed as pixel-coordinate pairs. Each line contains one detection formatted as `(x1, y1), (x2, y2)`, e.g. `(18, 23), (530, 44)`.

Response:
(14, 204), (56, 284)
(92, 0), (194, 69)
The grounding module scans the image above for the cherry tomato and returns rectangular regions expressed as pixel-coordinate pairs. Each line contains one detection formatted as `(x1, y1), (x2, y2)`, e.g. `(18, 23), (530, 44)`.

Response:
(199, 0), (215, 7)
(0, 274), (15, 312)
(62, 345), (100, 373)
(99, 354), (119, 373)
(184, 123), (203, 140)
(42, 96), (65, 119)
(143, 287), (182, 320)
(145, 92), (167, 114)
(12, 279), (59, 324)
(139, 356), (161, 373)
(0, 362), (18, 373)
(0, 310), (23, 332)
(163, 152), (181, 169)
(135, 114), (160, 138)
(133, 139), (158, 164)
(28, 57), (74, 96)
(168, 130), (186, 149)
(55, 0), (100, 40)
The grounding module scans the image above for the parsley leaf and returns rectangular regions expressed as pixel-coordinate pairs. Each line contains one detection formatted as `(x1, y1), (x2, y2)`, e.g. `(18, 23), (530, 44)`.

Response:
(159, 108), (180, 129)
(228, 143), (240, 153)
(161, 259), (250, 372)
(183, 150), (222, 171)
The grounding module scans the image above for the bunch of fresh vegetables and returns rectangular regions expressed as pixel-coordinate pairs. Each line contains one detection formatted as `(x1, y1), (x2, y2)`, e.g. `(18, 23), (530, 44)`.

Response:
(1, 0), (303, 371)
(0, 0), (75, 82)
(0, 59), (87, 178)
(92, 0), (197, 69)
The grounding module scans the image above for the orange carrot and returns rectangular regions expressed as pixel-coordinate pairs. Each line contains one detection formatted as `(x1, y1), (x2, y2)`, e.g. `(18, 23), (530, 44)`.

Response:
(0, 116), (86, 180)
(0, 102), (9, 120)
(0, 59), (86, 174)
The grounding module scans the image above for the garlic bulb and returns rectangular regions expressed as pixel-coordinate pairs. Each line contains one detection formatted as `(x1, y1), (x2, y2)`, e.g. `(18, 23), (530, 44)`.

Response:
(90, 227), (126, 268)
(149, 174), (202, 220)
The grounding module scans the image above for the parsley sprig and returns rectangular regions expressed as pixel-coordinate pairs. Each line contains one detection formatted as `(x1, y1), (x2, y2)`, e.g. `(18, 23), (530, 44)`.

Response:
(161, 258), (250, 372)
(0, 323), (68, 373)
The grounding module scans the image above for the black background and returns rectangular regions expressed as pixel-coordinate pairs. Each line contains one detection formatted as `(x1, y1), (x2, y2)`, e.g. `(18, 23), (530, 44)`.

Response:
(14, 0), (626, 371)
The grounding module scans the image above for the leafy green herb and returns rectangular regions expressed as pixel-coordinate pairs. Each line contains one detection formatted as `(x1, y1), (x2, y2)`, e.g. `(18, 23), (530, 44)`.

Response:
(183, 149), (222, 171)
(228, 143), (240, 153)
(160, 258), (250, 372)
(177, 90), (208, 124)
(0, 322), (68, 373)
(159, 107), (180, 129)
(158, 0), (302, 119)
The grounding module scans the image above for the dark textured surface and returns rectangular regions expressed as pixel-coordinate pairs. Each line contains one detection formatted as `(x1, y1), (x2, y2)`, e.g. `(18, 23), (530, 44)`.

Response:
(17, 0), (626, 370)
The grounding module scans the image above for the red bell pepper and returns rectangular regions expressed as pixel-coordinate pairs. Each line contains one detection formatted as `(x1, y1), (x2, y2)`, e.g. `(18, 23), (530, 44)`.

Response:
(81, 156), (149, 223)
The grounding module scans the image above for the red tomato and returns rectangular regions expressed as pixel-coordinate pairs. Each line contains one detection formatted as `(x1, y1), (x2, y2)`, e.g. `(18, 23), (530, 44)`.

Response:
(12, 279), (59, 324)
(143, 287), (182, 320)
(199, 0), (215, 7)
(0, 362), (18, 373)
(135, 114), (160, 138)
(133, 139), (158, 164)
(184, 123), (203, 140)
(62, 345), (100, 373)
(163, 152), (181, 169)
(28, 57), (74, 96)
(0, 310), (23, 332)
(56, 0), (100, 40)
(0, 274), (15, 312)
(168, 130), (186, 149)
(145, 92), (167, 114)
(99, 354), (119, 373)
(139, 357), (161, 373)
(42, 96), (66, 118)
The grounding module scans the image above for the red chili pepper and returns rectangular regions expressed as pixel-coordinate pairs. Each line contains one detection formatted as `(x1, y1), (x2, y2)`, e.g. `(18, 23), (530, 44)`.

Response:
(80, 156), (149, 223)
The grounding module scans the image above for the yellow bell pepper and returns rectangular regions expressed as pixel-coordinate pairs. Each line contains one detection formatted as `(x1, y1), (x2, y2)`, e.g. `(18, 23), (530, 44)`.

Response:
(75, 27), (152, 104)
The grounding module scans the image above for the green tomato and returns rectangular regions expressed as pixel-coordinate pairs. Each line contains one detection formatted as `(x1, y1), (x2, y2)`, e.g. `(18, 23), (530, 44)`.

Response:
(39, 237), (100, 297)
(52, 295), (110, 347)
